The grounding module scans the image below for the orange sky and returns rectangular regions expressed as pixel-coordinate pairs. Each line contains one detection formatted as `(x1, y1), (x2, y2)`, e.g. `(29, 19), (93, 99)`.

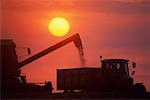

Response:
(1, 0), (150, 91)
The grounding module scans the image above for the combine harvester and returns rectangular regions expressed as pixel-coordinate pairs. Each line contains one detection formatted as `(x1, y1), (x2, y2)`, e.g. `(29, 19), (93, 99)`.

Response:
(1, 33), (84, 98)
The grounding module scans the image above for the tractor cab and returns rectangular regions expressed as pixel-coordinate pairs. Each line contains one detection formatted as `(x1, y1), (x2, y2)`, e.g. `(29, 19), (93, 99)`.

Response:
(101, 59), (130, 78)
(100, 59), (134, 90)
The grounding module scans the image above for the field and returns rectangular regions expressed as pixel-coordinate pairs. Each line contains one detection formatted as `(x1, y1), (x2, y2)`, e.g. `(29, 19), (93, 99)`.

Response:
(2, 92), (150, 100)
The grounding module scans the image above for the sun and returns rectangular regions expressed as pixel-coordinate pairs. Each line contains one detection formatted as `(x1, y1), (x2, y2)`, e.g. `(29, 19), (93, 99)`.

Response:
(48, 17), (70, 37)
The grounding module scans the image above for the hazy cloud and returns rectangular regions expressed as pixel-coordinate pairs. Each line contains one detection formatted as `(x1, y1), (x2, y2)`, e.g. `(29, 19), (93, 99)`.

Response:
(114, 0), (147, 3)
(2, 0), (150, 14)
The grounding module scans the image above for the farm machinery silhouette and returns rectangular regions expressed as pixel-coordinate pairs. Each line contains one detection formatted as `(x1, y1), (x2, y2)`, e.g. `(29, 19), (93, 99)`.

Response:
(0, 33), (148, 98)
(1, 33), (83, 97)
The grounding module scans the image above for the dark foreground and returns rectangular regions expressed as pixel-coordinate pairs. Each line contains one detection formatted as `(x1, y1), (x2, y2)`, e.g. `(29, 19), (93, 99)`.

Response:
(1, 92), (150, 100)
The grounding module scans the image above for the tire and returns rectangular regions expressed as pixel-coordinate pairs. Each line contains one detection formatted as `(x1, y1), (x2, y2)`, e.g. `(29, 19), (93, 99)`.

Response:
(134, 83), (146, 93)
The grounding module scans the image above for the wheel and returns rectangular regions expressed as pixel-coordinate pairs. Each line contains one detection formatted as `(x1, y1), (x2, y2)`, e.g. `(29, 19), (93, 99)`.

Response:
(134, 83), (146, 93)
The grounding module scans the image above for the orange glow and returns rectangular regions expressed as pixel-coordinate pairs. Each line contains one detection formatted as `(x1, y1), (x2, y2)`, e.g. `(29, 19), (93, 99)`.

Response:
(48, 17), (70, 37)
(2, 0), (149, 92)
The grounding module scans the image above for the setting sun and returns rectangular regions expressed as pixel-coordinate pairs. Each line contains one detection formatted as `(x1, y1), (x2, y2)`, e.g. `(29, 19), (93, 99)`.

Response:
(48, 17), (70, 37)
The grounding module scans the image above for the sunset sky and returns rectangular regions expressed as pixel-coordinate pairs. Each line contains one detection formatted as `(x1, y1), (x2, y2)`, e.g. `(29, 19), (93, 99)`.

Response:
(1, 0), (150, 91)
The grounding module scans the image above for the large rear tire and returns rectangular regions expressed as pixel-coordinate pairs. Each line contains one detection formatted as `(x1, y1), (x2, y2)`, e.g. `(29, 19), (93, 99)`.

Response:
(133, 83), (146, 93)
